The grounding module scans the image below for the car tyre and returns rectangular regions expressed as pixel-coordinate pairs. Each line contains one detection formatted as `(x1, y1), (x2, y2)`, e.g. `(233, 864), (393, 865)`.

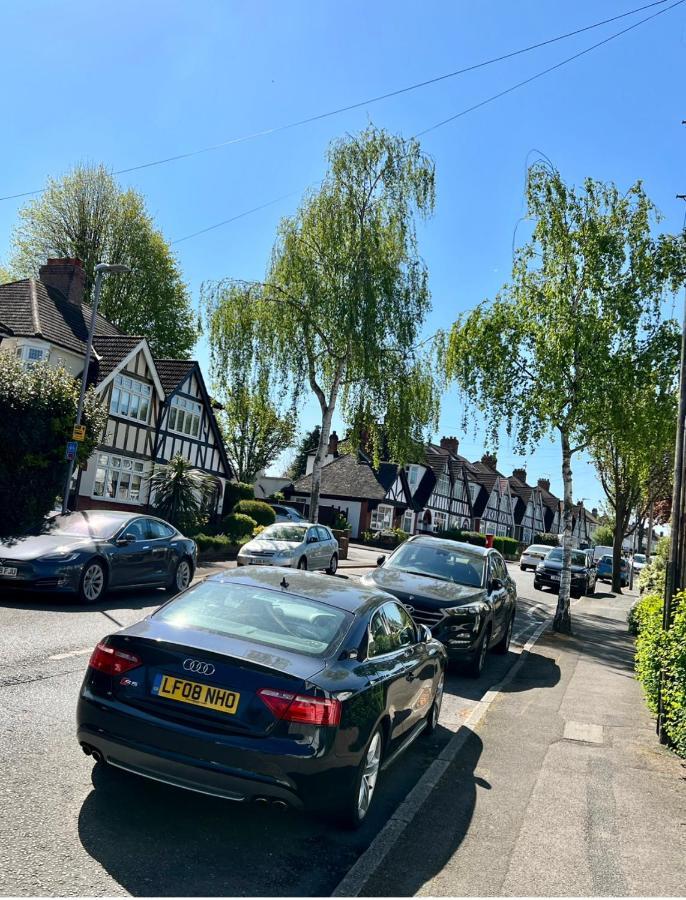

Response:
(493, 613), (514, 654)
(297, 557), (307, 571)
(167, 557), (193, 594)
(337, 726), (384, 829)
(424, 672), (444, 735)
(466, 626), (490, 678)
(586, 578), (595, 597)
(326, 553), (338, 575)
(533, 579), (542, 591)
(78, 559), (107, 604)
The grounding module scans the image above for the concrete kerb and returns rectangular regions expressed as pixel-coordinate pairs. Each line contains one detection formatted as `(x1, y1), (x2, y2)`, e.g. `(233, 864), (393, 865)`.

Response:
(331, 616), (552, 898)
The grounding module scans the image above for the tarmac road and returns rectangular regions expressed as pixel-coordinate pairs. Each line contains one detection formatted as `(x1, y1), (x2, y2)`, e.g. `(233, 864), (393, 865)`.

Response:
(0, 553), (586, 896)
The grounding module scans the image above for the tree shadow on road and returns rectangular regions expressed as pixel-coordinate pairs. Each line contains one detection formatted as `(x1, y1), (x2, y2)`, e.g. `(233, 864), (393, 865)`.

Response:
(0, 586), (166, 614)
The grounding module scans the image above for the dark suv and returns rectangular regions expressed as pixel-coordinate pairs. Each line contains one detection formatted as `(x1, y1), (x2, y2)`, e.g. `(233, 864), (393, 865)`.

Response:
(533, 547), (597, 598)
(360, 535), (517, 677)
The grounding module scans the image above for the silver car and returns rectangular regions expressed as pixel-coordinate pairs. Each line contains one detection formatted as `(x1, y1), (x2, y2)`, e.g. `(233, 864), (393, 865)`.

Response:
(270, 504), (307, 524)
(237, 523), (339, 574)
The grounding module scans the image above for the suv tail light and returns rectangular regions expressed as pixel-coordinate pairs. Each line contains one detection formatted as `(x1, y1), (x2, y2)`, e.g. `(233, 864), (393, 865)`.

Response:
(257, 688), (341, 726)
(88, 641), (141, 676)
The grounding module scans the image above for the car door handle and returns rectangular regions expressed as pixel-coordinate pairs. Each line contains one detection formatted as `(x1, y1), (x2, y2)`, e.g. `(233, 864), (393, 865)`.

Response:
(142, 545), (150, 550)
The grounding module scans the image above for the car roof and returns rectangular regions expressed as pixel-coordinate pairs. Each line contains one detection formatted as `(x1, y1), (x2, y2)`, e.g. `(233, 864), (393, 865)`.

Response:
(405, 534), (490, 557)
(205, 567), (387, 613)
(263, 521), (324, 529)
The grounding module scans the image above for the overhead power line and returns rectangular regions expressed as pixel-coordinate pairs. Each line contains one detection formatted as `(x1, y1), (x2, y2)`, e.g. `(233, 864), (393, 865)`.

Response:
(167, 0), (685, 247)
(170, 192), (299, 244)
(0, 0), (676, 203)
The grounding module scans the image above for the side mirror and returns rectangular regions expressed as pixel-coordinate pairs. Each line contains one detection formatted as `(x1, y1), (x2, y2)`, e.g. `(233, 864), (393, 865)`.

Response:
(420, 624), (432, 643)
(116, 533), (136, 546)
(377, 555), (386, 567)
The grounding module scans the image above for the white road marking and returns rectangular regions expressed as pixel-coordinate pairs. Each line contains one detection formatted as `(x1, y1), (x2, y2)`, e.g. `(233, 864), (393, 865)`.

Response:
(48, 647), (92, 661)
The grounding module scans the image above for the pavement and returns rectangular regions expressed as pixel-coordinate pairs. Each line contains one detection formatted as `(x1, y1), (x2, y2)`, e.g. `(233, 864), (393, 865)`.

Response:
(353, 589), (686, 897)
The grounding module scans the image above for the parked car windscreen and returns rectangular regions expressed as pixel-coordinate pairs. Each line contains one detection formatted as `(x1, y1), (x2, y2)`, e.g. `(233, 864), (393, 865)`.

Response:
(258, 524), (308, 543)
(546, 548), (588, 567)
(385, 542), (485, 588)
(154, 580), (352, 657)
(45, 512), (126, 540)
(633, 553), (646, 564)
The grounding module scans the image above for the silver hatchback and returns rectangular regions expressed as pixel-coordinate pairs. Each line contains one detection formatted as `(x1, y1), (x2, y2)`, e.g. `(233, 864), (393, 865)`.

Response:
(237, 523), (340, 574)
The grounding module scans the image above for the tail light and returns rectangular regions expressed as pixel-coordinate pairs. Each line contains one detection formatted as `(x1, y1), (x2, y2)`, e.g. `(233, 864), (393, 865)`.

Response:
(257, 688), (341, 726)
(88, 641), (141, 676)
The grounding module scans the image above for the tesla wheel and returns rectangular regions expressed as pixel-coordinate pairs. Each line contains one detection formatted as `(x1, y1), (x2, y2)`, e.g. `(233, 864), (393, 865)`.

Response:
(493, 613), (514, 654)
(466, 626), (490, 678)
(336, 727), (384, 829)
(167, 557), (192, 594)
(326, 554), (338, 575)
(297, 557), (307, 571)
(78, 560), (106, 604)
(424, 672), (444, 735)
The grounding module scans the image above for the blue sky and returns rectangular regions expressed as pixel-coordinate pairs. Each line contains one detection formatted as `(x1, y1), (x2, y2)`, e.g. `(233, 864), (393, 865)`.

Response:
(1, 0), (684, 509)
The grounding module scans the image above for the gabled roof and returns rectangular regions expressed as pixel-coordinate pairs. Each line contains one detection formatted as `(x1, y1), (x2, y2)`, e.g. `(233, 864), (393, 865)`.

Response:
(291, 453), (396, 503)
(92, 335), (146, 384)
(470, 461), (500, 494)
(155, 359), (195, 395)
(539, 484), (562, 514)
(508, 474), (533, 505)
(0, 277), (121, 355)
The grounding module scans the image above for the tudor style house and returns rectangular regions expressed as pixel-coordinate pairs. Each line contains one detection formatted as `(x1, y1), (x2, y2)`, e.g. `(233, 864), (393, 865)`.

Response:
(413, 438), (475, 535)
(0, 258), (233, 516)
(508, 468), (546, 545)
(469, 454), (515, 537)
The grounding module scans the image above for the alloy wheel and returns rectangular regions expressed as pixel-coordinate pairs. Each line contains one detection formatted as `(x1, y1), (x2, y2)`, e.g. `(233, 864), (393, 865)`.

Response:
(329, 554), (338, 575)
(83, 564), (104, 602)
(357, 732), (382, 820)
(176, 559), (191, 591)
(298, 558), (307, 570)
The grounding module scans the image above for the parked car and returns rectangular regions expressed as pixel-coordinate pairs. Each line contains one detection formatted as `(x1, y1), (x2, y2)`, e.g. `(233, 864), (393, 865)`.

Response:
(520, 543), (556, 571)
(237, 523), (339, 573)
(269, 503), (307, 524)
(632, 553), (648, 573)
(596, 554), (630, 587)
(76, 567), (446, 828)
(533, 547), (597, 598)
(592, 545), (614, 563)
(0, 511), (197, 603)
(360, 534), (517, 677)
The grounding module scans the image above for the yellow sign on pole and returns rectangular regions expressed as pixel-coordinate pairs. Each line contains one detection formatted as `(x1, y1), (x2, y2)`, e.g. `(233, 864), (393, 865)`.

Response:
(72, 424), (86, 442)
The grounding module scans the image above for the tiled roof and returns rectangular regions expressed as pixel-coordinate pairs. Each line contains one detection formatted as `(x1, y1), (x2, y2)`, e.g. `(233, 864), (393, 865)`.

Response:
(508, 474), (533, 504)
(155, 358), (195, 395)
(0, 277), (121, 355)
(292, 453), (390, 502)
(92, 335), (145, 384)
(539, 484), (562, 514)
(470, 461), (500, 493)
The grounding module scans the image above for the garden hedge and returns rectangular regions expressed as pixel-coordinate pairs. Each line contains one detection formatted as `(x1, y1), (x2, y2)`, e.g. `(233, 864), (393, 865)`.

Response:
(221, 513), (258, 541)
(233, 500), (276, 527)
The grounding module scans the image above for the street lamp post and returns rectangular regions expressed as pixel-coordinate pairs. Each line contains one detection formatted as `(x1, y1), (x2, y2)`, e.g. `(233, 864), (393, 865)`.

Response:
(61, 263), (130, 515)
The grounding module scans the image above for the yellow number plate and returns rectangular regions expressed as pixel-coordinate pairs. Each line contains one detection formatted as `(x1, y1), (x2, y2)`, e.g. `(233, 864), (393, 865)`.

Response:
(153, 674), (240, 715)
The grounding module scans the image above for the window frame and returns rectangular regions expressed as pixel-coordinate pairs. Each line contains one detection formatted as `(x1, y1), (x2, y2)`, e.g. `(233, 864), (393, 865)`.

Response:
(168, 394), (202, 438)
(109, 374), (152, 424)
(370, 503), (394, 532)
(92, 452), (148, 505)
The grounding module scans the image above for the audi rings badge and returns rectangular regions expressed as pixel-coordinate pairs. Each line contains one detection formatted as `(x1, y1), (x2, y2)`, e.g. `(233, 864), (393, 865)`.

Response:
(183, 658), (215, 676)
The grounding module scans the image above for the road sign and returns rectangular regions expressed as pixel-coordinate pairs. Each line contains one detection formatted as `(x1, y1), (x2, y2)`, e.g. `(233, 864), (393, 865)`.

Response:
(72, 424), (86, 441)
(65, 441), (78, 461)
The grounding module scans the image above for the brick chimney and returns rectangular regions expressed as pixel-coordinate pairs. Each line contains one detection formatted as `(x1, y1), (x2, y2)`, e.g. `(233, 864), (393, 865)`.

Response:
(512, 467), (527, 483)
(328, 430), (339, 456)
(538, 478), (550, 492)
(39, 258), (86, 306)
(592, 508), (598, 517)
(439, 435), (459, 455)
(481, 452), (497, 470)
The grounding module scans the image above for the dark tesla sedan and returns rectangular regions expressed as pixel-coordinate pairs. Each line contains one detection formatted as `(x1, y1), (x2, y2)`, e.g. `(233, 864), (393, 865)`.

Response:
(76, 567), (446, 827)
(533, 547), (597, 598)
(0, 511), (197, 603)
(360, 535), (517, 676)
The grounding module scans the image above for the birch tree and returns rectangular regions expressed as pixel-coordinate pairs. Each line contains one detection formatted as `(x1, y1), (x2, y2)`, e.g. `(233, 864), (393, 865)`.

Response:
(203, 126), (439, 521)
(445, 164), (685, 632)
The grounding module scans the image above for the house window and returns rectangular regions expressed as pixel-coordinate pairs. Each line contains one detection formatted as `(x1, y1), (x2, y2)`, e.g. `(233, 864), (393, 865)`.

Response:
(437, 472), (450, 496)
(402, 509), (414, 533)
(406, 465), (420, 489)
(452, 479), (465, 501)
(92, 453), (147, 504)
(15, 344), (49, 366)
(110, 375), (152, 424)
(434, 510), (448, 533)
(370, 504), (394, 531)
(168, 396), (202, 437)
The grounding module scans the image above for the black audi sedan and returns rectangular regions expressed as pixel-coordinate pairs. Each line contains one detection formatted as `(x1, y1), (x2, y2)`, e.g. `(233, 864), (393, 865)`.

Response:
(360, 535), (517, 676)
(0, 511), (197, 603)
(77, 567), (446, 828)
(533, 546), (597, 598)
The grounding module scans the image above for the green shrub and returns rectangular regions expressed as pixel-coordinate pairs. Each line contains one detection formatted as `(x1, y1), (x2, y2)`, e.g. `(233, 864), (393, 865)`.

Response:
(253, 524), (265, 537)
(393, 528), (410, 544)
(437, 528), (487, 547)
(224, 481), (254, 511)
(634, 593), (665, 714)
(638, 536), (669, 596)
(269, 490), (286, 502)
(233, 499), (276, 527)
(534, 533), (560, 547)
(591, 524), (615, 547)
(493, 536), (520, 559)
(193, 533), (232, 553)
(222, 513), (257, 541)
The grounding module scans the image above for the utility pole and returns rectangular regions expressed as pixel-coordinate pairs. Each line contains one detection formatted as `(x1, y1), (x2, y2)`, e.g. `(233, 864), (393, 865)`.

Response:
(657, 124), (686, 740)
(60, 263), (130, 515)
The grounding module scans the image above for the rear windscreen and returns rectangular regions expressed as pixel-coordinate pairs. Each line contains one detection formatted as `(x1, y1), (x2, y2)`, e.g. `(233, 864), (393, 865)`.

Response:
(154, 580), (352, 657)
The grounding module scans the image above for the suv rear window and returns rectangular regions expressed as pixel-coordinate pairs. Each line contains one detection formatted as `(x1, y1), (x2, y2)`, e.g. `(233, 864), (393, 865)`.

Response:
(154, 580), (352, 657)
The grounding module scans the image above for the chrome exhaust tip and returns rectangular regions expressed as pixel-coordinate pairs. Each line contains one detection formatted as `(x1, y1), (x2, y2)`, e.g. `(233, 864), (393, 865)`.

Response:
(272, 799), (288, 810)
(253, 796), (269, 805)
(80, 743), (93, 756)
(91, 749), (103, 763)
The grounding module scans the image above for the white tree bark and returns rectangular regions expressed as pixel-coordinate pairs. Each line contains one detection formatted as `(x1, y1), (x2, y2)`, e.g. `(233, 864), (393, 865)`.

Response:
(554, 429), (574, 633)
(308, 366), (343, 523)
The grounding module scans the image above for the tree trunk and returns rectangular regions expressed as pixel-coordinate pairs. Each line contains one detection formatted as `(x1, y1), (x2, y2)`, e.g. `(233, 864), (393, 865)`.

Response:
(554, 430), (574, 633)
(612, 498), (626, 594)
(309, 401), (336, 524)
(646, 501), (654, 559)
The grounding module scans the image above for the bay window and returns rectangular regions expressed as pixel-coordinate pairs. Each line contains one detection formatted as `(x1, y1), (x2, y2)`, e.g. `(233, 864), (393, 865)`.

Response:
(433, 510), (448, 533)
(93, 453), (147, 504)
(370, 504), (394, 531)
